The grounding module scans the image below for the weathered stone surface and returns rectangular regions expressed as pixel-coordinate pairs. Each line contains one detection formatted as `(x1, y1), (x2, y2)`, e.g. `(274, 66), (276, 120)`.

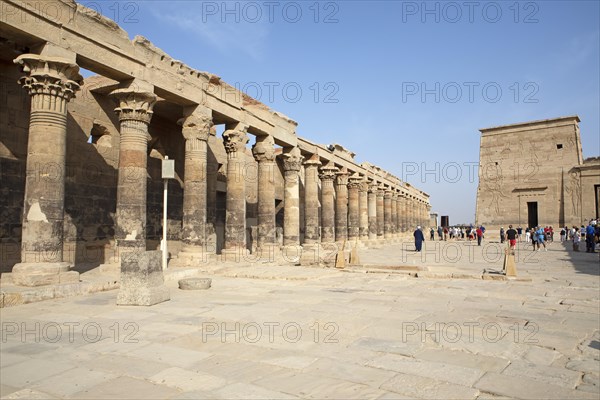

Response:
(475, 372), (597, 399)
(117, 250), (170, 306)
(178, 278), (212, 290)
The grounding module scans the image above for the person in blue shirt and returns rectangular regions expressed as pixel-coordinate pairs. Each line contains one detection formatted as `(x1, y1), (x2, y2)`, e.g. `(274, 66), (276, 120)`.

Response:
(585, 222), (596, 253)
(535, 226), (547, 251)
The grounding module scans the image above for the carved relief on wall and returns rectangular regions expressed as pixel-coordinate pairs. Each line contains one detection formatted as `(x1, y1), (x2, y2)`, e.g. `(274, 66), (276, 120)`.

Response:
(565, 169), (581, 216)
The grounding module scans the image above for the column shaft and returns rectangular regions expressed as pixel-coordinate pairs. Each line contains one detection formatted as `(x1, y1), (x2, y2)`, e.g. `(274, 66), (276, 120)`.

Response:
(252, 136), (276, 248)
(376, 187), (385, 238)
(384, 190), (393, 239)
(303, 157), (321, 244)
(223, 127), (249, 252)
(12, 54), (82, 286)
(283, 147), (303, 247)
(359, 182), (369, 240)
(320, 165), (337, 243)
(335, 170), (349, 242)
(367, 183), (378, 240)
(179, 113), (212, 250)
(347, 175), (361, 241)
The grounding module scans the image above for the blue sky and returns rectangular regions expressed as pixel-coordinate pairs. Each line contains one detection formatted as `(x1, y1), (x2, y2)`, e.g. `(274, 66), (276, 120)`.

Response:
(88, 0), (600, 223)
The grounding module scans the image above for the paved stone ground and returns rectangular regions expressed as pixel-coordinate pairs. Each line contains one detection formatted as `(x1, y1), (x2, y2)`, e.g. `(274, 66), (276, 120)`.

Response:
(1, 240), (599, 399)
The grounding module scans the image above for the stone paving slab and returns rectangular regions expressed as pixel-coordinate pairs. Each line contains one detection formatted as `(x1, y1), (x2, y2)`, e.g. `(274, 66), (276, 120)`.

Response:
(0, 242), (598, 399)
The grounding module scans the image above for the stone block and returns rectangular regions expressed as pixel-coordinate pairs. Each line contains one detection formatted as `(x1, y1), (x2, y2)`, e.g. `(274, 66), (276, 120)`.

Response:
(178, 278), (211, 290)
(117, 250), (170, 306)
(11, 262), (78, 287)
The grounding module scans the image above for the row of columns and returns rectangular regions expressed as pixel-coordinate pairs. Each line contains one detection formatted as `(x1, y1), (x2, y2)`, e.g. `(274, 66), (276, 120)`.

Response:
(11, 51), (431, 286)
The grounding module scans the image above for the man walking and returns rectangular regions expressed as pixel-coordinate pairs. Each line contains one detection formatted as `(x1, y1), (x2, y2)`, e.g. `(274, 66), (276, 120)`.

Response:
(414, 226), (425, 252)
(506, 225), (518, 251)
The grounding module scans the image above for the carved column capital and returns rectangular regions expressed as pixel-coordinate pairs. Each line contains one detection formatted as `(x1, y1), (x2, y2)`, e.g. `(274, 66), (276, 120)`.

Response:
(252, 136), (275, 162)
(368, 182), (379, 194)
(14, 54), (82, 102)
(303, 155), (322, 169)
(111, 89), (157, 125)
(319, 164), (339, 181)
(335, 169), (349, 187)
(282, 147), (303, 172)
(347, 174), (362, 191)
(376, 185), (386, 197)
(178, 113), (212, 142)
(223, 128), (249, 154)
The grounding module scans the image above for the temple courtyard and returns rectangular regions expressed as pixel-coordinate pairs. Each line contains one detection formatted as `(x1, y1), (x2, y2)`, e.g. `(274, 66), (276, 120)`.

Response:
(1, 240), (599, 399)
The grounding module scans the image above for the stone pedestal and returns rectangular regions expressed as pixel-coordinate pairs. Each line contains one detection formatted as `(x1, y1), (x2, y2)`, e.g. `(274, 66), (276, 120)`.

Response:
(320, 163), (338, 244)
(335, 169), (349, 243)
(282, 147), (303, 248)
(11, 53), (82, 286)
(252, 136), (277, 254)
(222, 125), (249, 259)
(117, 250), (170, 306)
(177, 111), (212, 265)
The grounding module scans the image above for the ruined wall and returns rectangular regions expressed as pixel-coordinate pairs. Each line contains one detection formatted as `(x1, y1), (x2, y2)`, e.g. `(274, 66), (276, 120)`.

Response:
(475, 116), (585, 230)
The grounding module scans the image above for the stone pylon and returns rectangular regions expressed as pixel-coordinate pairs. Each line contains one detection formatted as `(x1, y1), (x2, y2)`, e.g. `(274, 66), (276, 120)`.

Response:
(11, 53), (82, 286)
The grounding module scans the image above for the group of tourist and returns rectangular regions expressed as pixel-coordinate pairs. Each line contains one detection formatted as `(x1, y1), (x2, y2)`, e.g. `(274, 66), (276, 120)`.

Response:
(416, 220), (599, 253)
(561, 221), (599, 252)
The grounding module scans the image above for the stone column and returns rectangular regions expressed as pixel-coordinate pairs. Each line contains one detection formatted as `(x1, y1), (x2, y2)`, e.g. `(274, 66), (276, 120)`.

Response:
(391, 192), (398, 238)
(252, 135), (276, 253)
(400, 193), (408, 233)
(11, 54), (82, 286)
(177, 111), (212, 262)
(408, 197), (415, 230)
(347, 174), (361, 242)
(335, 169), (349, 243)
(111, 83), (169, 306)
(367, 182), (378, 240)
(303, 155), (321, 245)
(359, 180), (369, 241)
(396, 191), (403, 235)
(320, 163), (338, 243)
(282, 147), (303, 249)
(384, 189), (393, 239)
(222, 124), (249, 259)
(111, 86), (156, 253)
(376, 186), (385, 239)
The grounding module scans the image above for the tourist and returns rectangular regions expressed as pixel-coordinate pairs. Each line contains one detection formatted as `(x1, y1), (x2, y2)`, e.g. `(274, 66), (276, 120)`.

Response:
(443, 227), (448, 241)
(414, 226), (425, 252)
(531, 227), (537, 250)
(560, 227), (566, 242)
(430, 227), (435, 240)
(585, 222), (596, 253)
(437, 226), (443, 240)
(549, 226), (554, 242)
(573, 227), (581, 251)
(525, 227), (531, 243)
(536, 226), (547, 251)
(500, 227), (505, 243)
(517, 226), (523, 241)
(506, 225), (517, 250)
(476, 227), (483, 246)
